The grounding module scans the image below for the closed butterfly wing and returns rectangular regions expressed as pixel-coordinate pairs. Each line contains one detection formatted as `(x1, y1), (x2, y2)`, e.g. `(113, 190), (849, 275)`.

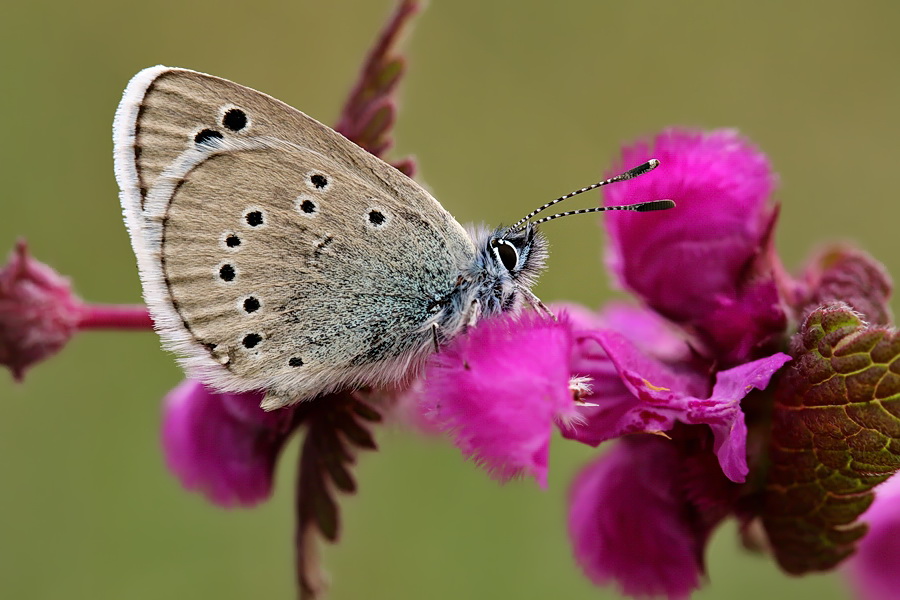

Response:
(114, 66), (475, 408)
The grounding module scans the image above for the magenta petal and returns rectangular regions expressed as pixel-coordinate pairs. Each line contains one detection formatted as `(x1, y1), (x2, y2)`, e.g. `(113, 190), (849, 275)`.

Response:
(603, 129), (786, 363)
(569, 438), (704, 599)
(695, 352), (792, 481)
(564, 330), (790, 482)
(845, 475), (900, 600)
(162, 380), (300, 507)
(419, 312), (576, 487)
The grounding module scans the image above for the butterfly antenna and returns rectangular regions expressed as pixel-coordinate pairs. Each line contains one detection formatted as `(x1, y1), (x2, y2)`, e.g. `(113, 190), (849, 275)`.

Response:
(509, 159), (672, 232)
(526, 199), (675, 228)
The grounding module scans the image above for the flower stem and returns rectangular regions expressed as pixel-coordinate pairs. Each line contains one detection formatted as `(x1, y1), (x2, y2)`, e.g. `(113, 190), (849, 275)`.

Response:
(77, 304), (153, 330)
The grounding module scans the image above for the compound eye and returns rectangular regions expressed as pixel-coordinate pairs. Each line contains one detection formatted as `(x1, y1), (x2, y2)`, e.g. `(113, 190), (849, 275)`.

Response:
(492, 239), (519, 272)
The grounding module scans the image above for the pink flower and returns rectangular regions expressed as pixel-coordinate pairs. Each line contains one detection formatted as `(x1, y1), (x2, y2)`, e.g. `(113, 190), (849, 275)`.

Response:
(161, 380), (301, 507)
(604, 129), (786, 365)
(413, 129), (817, 598)
(570, 438), (707, 600)
(419, 312), (578, 488)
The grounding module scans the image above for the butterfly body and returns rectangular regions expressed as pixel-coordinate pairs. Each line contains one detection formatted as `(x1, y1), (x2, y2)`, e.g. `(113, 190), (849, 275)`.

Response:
(114, 67), (546, 409)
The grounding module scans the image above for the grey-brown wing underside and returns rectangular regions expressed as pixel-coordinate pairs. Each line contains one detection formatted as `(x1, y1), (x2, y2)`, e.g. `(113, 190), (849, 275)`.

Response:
(113, 66), (476, 406)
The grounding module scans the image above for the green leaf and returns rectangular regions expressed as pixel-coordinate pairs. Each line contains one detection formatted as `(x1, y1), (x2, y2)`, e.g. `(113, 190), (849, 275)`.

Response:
(763, 302), (900, 574)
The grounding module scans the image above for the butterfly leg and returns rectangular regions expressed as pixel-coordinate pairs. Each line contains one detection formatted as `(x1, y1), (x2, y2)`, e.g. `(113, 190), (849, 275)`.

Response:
(466, 299), (481, 328)
(520, 287), (557, 321)
(431, 323), (441, 352)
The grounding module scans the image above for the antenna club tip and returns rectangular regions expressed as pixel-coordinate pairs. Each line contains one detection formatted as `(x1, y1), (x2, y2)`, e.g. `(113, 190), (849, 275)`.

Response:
(634, 199), (676, 212)
(647, 158), (660, 168)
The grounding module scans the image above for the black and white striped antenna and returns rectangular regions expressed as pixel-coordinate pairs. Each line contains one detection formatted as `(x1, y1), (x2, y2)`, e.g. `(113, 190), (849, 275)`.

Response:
(508, 159), (674, 233)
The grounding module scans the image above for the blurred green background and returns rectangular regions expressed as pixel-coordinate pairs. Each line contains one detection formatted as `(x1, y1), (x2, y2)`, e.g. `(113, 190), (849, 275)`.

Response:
(2, 1), (899, 598)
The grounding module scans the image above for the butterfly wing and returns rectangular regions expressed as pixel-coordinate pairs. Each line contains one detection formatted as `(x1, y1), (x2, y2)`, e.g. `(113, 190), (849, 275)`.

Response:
(114, 66), (475, 408)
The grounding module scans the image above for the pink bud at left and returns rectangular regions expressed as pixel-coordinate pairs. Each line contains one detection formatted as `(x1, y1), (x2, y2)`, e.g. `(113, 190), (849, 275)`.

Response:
(0, 240), (85, 380)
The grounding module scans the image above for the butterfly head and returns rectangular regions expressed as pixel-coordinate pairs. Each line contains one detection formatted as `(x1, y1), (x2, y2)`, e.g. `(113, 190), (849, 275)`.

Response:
(488, 224), (548, 293)
(451, 224), (548, 323)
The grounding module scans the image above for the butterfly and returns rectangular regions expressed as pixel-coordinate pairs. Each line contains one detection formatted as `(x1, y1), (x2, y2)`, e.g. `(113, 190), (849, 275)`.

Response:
(114, 66), (670, 409)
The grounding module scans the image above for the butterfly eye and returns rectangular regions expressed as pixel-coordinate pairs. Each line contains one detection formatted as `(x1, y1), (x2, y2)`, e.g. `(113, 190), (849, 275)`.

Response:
(491, 239), (519, 272)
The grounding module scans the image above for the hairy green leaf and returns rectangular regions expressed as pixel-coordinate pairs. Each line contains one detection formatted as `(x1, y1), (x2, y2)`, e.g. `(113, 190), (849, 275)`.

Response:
(763, 302), (900, 574)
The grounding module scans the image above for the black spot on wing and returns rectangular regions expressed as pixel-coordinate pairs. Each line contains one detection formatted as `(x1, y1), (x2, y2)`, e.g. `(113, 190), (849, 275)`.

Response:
(242, 333), (262, 349)
(195, 129), (223, 144)
(243, 297), (260, 313)
(368, 210), (386, 226)
(219, 264), (235, 281)
(222, 108), (247, 131)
